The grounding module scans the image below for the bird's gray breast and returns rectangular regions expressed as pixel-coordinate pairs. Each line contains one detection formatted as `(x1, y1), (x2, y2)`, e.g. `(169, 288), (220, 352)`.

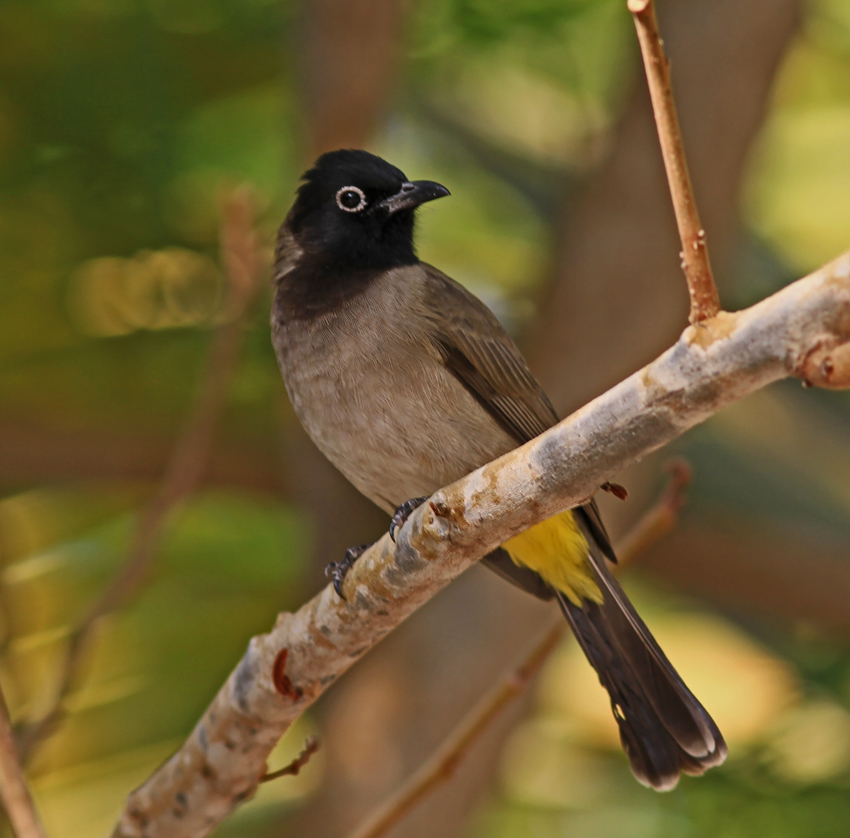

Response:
(271, 266), (514, 514)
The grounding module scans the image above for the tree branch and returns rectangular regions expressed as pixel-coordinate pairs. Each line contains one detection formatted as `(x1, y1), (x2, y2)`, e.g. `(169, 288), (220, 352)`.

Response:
(344, 462), (691, 838)
(16, 188), (264, 763)
(615, 458), (691, 560)
(0, 684), (47, 838)
(348, 623), (564, 838)
(110, 251), (850, 837)
(628, 0), (721, 324)
(260, 736), (321, 783)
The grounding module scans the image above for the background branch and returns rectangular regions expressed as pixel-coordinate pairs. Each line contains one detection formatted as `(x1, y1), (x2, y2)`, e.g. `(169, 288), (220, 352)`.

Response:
(628, 0), (721, 324)
(348, 624), (565, 838)
(15, 189), (265, 763)
(615, 459), (691, 560)
(0, 684), (47, 838)
(111, 251), (850, 838)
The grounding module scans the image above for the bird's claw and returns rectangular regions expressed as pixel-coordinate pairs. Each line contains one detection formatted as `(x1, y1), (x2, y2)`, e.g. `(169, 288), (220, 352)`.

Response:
(325, 543), (371, 600)
(324, 561), (348, 599)
(325, 495), (430, 599)
(389, 496), (429, 542)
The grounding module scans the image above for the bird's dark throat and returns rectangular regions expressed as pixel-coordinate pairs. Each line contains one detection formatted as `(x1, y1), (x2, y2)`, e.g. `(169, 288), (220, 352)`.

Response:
(276, 210), (419, 320)
(276, 251), (410, 321)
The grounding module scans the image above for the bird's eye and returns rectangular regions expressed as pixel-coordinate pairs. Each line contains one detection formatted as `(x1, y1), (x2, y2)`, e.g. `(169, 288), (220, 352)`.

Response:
(336, 186), (367, 212)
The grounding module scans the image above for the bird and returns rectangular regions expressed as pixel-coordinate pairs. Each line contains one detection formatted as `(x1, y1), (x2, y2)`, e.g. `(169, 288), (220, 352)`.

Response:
(271, 148), (726, 790)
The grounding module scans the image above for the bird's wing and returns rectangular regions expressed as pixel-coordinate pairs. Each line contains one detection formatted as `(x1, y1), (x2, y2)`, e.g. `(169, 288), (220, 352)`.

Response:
(420, 263), (558, 443)
(420, 263), (617, 563)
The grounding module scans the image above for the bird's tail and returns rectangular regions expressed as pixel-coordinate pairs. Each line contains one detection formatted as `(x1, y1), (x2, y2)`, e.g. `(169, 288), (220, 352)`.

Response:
(557, 510), (727, 790)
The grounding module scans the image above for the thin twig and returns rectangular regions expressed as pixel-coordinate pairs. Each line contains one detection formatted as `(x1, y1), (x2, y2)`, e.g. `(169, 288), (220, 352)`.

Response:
(16, 188), (265, 763)
(260, 736), (321, 783)
(346, 463), (692, 838)
(348, 625), (564, 838)
(0, 684), (48, 838)
(616, 458), (691, 563)
(628, 0), (721, 324)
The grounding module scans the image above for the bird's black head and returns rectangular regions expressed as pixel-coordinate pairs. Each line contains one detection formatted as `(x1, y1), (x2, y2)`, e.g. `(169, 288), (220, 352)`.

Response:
(287, 150), (450, 270)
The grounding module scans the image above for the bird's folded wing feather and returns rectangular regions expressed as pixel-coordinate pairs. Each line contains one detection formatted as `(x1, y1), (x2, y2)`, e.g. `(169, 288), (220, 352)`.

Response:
(420, 263), (558, 443)
(420, 263), (616, 562)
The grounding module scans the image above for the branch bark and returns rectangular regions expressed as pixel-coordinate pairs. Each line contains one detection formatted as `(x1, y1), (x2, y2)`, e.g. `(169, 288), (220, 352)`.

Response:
(111, 251), (850, 837)
(0, 685), (47, 838)
(628, 0), (720, 324)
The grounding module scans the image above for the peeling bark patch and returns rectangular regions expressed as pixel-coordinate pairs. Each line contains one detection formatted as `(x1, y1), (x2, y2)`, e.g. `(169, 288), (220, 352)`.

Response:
(797, 339), (850, 389)
(127, 807), (149, 828)
(393, 539), (428, 574)
(685, 310), (739, 348)
(309, 625), (338, 650)
(173, 791), (188, 818)
(384, 563), (407, 588)
(530, 433), (564, 477)
(232, 653), (258, 714)
(428, 497), (466, 530)
(352, 588), (373, 609)
(272, 649), (302, 700)
(430, 499), (450, 516)
(198, 724), (208, 752)
(654, 384), (693, 415)
(172, 793), (187, 819)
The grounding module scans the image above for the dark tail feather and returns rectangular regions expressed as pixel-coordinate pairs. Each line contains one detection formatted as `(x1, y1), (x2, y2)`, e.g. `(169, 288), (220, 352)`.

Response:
(557, 516), (727, 790)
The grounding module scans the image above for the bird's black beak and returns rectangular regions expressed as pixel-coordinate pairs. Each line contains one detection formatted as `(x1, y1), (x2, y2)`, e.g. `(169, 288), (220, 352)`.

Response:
(376, 180), (450, 215)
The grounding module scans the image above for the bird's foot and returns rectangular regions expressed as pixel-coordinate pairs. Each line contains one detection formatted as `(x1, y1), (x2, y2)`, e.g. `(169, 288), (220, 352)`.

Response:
(325, 543), (371, 600)
(389, 496), (429, 542)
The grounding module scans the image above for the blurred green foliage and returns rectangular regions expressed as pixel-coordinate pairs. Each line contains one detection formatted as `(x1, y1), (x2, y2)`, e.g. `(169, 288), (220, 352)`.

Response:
(746, 0), (850, 271)
(2, 0), (850, 836)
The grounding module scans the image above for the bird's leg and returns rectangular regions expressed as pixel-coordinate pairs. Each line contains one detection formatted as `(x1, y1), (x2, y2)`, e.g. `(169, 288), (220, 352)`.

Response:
(326, 496), (430, 598)
(389, 496), (429, 542)
(325, 543), (371, 600)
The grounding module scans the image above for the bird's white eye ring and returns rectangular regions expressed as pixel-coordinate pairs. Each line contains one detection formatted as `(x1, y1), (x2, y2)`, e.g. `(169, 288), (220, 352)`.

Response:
(336, 186), (367, 212)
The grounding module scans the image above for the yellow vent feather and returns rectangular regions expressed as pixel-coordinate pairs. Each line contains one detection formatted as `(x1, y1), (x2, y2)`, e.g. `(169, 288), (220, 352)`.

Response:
(503, 510), (602, 606)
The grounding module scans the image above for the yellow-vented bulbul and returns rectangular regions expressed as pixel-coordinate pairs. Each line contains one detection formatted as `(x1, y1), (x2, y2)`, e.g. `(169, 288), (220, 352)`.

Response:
(271, 149), (726, 790)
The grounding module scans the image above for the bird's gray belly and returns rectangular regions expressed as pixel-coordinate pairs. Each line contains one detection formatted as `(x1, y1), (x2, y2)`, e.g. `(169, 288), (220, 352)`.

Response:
(274, 312), (515, 515)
